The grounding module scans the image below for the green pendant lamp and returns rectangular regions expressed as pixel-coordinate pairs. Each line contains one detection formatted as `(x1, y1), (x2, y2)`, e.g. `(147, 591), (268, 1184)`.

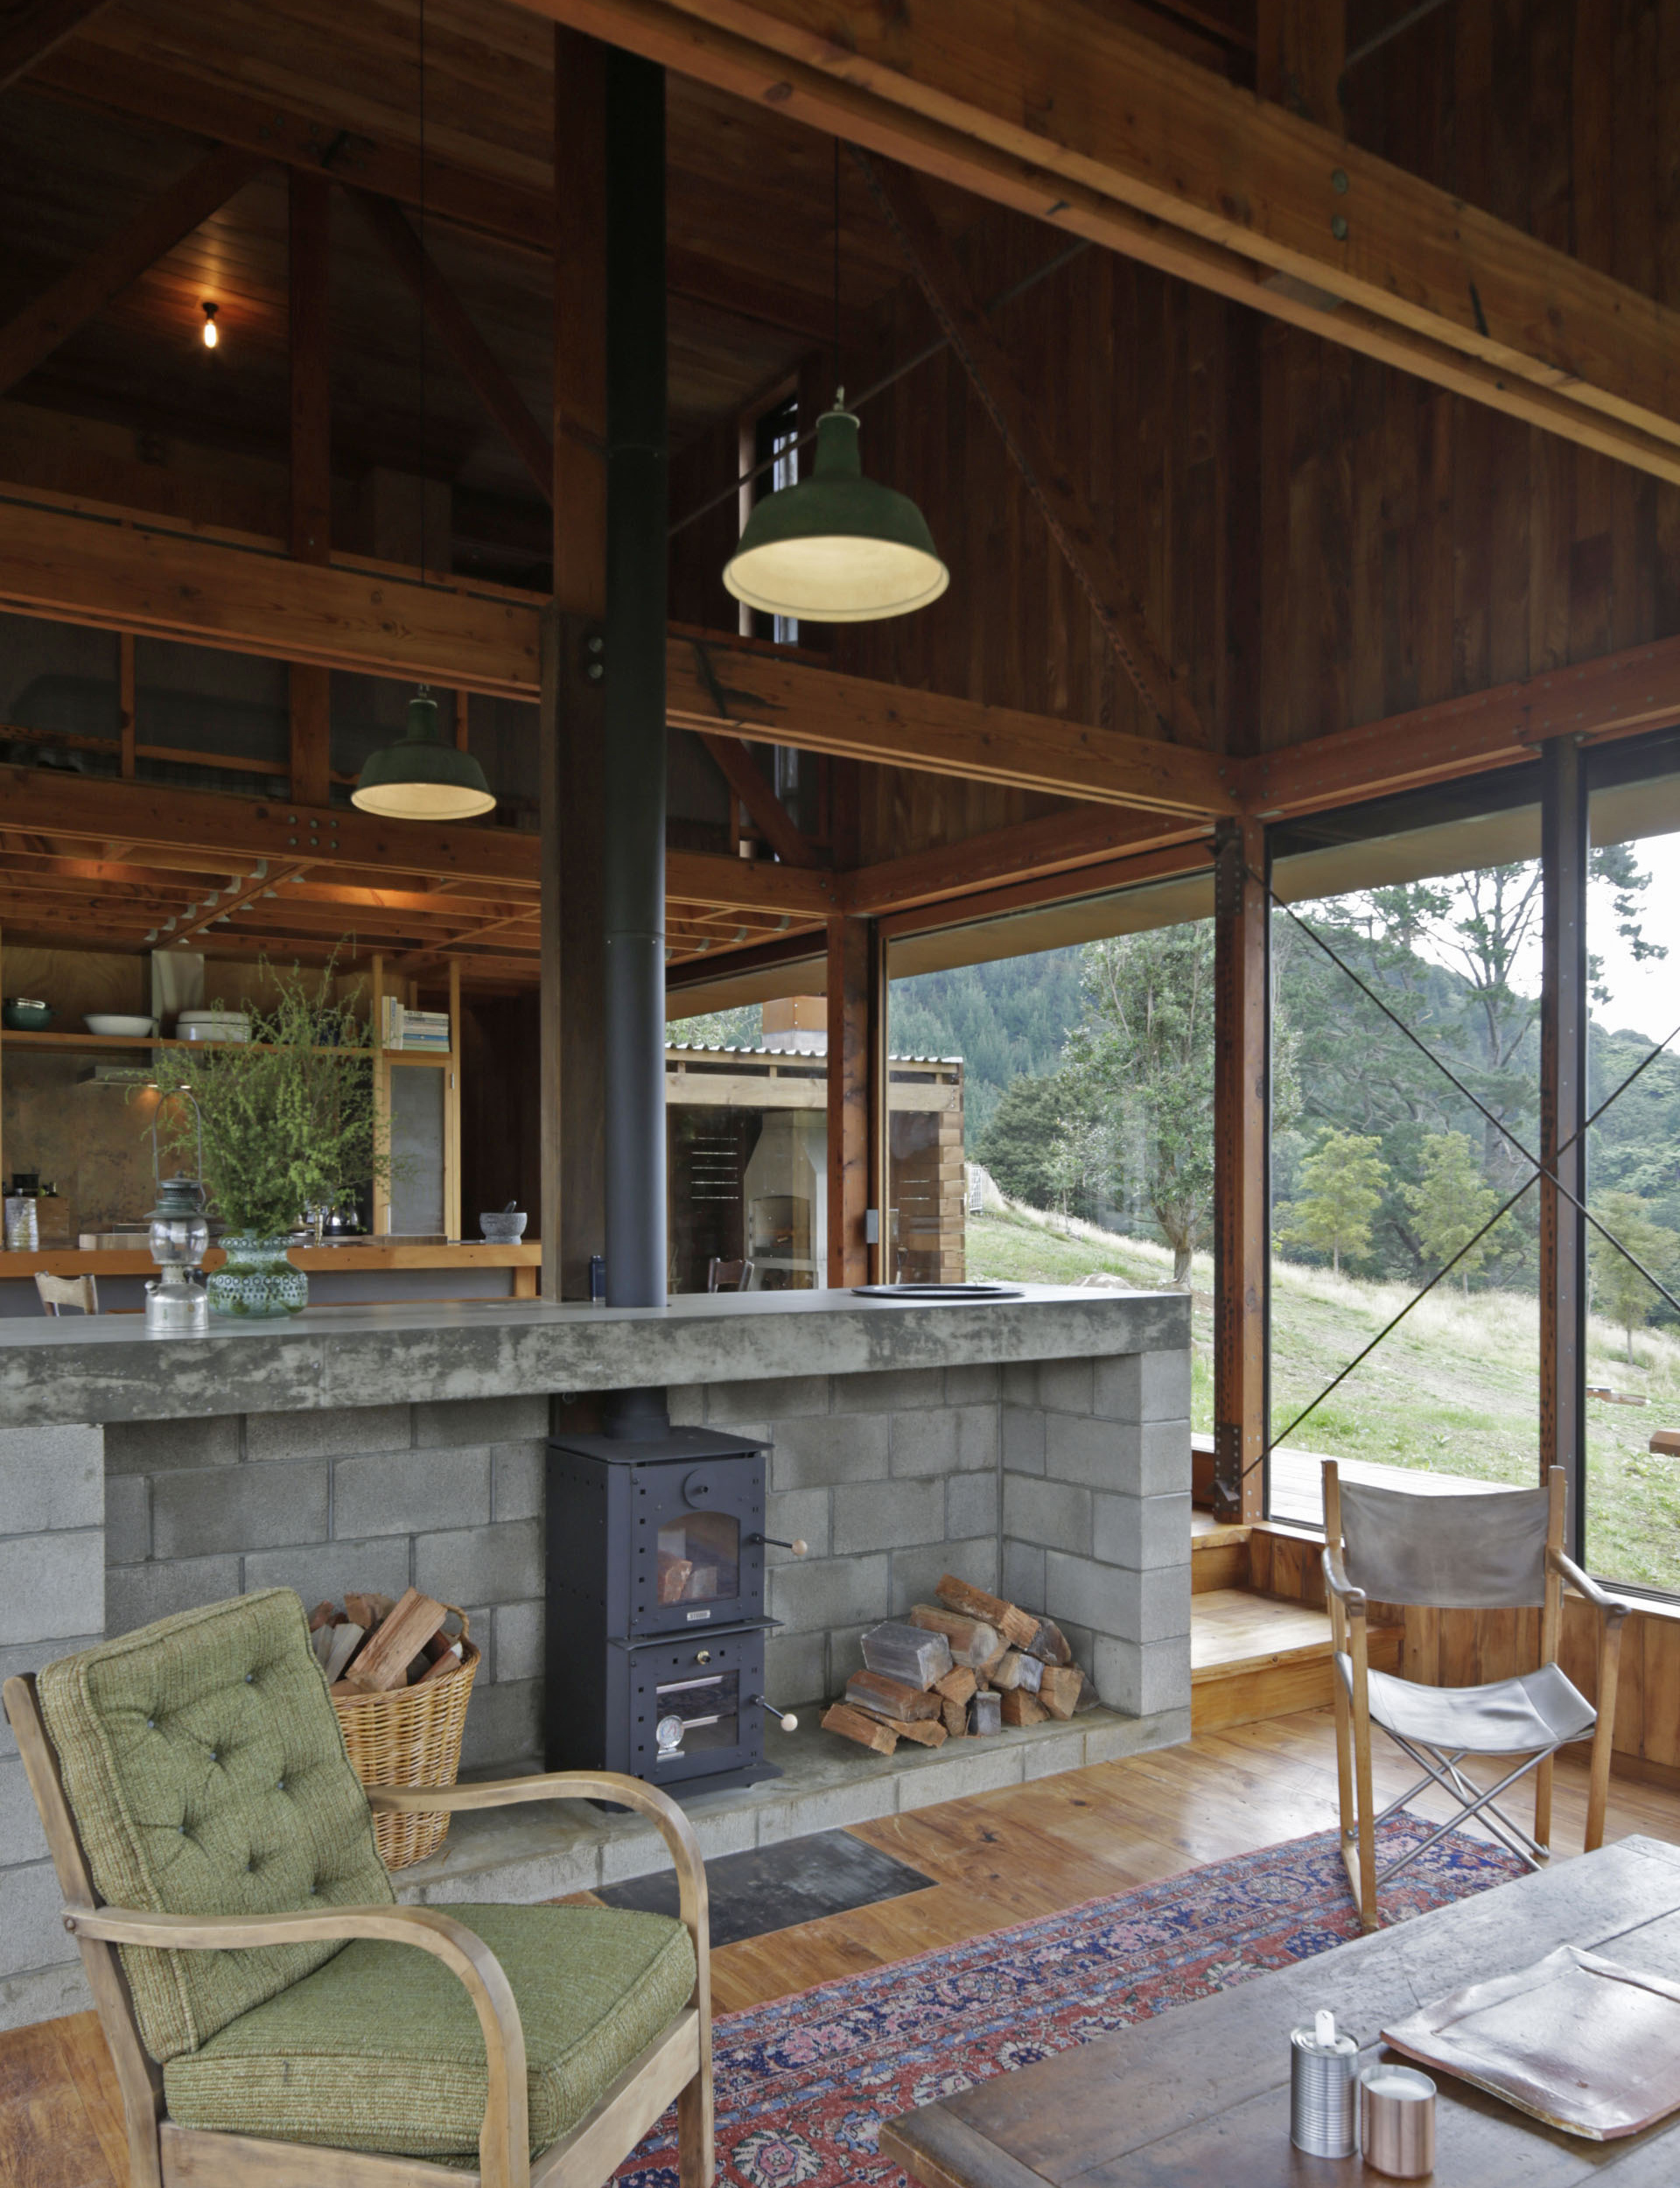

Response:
(723, 394), (948, 624)
(351, 685), (495, 821)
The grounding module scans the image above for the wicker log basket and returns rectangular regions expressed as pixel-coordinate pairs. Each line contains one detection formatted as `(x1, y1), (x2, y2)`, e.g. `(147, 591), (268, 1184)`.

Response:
(331, 1606), (479, 1869)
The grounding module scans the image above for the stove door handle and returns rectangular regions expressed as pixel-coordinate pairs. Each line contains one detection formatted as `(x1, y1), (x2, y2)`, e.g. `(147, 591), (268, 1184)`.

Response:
(748, 1533), (808, 1555)
(750, 1694), (799, 1733)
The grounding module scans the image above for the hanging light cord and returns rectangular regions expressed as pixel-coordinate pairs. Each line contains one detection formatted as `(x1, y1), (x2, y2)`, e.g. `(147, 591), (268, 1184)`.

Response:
(417, 0), (428, 587)
(668, 237), (1088, 539)
(832, 136), (842, 402)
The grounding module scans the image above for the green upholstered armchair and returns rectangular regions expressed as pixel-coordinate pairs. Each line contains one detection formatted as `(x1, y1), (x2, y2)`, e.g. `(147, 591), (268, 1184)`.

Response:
(4, 1588), (712, 2188)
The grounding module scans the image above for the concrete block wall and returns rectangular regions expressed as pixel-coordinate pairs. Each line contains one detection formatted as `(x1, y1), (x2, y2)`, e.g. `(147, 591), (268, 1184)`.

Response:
(1001, 1348), (1194, 1719)
(0, 1343), (1191, 2030)
(0, 1424), (105, 2029)
(103, 1395), (552, 1773)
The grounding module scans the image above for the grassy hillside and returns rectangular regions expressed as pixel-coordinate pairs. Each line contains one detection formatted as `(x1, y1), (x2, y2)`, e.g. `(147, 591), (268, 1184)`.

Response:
(966, 1202), (1680, 1592)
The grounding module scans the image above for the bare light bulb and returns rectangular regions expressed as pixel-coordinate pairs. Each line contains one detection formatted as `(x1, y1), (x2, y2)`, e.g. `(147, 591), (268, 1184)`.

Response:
(201, 302), (219, 349)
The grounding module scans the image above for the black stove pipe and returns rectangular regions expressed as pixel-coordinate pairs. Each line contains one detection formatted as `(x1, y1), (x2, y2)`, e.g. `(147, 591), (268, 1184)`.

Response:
(602, 50), (668, 1336)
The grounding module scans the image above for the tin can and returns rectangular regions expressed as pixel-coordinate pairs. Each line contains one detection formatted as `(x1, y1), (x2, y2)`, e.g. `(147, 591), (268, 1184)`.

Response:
(1290, 2014), (1359, 2158)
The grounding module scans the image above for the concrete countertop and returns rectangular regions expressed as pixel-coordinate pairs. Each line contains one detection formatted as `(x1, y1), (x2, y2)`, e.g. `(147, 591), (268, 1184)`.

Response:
(0, 1284), (1188, 1427)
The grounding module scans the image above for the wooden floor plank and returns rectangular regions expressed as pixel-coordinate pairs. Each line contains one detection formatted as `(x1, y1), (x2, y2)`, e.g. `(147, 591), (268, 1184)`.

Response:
(4, 1703), (1676, 2158)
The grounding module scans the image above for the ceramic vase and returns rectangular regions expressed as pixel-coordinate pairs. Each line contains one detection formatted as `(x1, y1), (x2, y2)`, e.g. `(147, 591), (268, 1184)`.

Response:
(206, 1234), (308, 1316)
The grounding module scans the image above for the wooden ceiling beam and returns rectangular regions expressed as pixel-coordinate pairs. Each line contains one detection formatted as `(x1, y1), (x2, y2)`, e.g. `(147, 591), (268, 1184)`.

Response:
(0, 765), (830, 915)
(0, 0), (114, 91)
(0, 500), (542, 696)
(1239, 631), (1680, 819)
(4, 501), (1236, 813)
(696, 733), (827, 866)
(528, 0), (1680, 484)
(346, 188), (555, 504)
(0, 142), (268, 399)
(844, 805), (1208, 915)
(853, 148), (1208, 750)
(669, 630), (1238, 815)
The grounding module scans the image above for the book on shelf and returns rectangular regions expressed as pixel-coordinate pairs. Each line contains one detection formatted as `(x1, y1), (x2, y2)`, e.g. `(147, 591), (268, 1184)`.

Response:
(379, 999), (452, 1051)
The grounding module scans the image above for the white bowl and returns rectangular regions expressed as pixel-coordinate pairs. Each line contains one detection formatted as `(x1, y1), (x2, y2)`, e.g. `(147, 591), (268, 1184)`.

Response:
(176, 1012), (251, 1042)
(84, 1013), (158, 1037)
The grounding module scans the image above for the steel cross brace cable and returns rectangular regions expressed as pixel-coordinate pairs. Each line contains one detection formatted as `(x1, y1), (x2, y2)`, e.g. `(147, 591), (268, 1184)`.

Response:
(1253, 867), (1680, 1469)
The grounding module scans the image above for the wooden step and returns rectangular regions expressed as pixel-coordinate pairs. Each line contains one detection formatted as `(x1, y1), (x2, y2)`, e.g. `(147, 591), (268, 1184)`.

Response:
(1191, 1511), (1250, 1594)
(1190, 1588), (1404, 1732)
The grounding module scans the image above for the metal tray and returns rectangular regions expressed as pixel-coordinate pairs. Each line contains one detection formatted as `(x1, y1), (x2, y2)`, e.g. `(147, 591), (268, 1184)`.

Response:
(1382, 1945), (1680, 2140)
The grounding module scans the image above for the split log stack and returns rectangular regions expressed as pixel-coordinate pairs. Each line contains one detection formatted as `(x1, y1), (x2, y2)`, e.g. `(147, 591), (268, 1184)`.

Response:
(821, 1573), (1091, 1755)
(307, 1587), (465, 1693)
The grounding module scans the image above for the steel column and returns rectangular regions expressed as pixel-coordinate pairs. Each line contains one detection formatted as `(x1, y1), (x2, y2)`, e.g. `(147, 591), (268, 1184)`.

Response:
(1540, 736), (1588, 1555)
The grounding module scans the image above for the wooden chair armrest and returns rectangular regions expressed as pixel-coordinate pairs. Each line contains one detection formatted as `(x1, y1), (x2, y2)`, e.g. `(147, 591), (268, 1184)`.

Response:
(366, 1772), (710, 1949)
(1548, 1547), (1634, 1622)
(1322, 1547), (1368, 1615)
(65, 1902), (530, 2188)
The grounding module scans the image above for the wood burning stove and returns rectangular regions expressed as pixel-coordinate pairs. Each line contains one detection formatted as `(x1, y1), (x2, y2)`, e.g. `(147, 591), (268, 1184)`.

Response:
(544, 1425), (798, 1794)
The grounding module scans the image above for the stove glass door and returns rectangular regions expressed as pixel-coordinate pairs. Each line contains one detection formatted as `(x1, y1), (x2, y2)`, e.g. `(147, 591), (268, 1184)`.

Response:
(653, 1669), (739, 1764)
(654, 1509), (741, 1613)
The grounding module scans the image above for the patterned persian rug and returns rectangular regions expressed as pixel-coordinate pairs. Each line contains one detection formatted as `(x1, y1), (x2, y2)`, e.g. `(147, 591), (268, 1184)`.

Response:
(618, 1816), (1521, 2188)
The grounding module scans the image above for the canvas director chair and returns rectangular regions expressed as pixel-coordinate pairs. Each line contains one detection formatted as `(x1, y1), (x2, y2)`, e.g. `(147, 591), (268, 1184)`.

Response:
(1322, 1460), (1631, 1932)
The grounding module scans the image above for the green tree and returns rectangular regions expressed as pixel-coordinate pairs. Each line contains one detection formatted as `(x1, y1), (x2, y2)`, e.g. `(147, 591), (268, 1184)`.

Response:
(1403, 1131), (1502, 1294)
(1591, 1191), (1676, 1364)
(1063, 923), (1214, 1282)
(976, 1070), (1081, 1209)
(1279, 1129), (1388, 1276)
(668, 1004), (761, 1048)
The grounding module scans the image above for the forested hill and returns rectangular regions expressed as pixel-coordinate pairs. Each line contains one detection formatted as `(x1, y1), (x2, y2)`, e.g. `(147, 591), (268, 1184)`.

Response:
(890, 948), (1085, 1142)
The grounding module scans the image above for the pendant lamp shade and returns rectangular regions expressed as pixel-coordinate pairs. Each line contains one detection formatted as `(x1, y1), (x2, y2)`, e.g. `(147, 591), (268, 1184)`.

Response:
(724, 406), (948, 623)
(351, 687), (495, 820)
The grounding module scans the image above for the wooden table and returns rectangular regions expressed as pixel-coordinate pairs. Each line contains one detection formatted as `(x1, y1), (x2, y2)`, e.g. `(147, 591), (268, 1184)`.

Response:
(881, 1836), (1680, 2186)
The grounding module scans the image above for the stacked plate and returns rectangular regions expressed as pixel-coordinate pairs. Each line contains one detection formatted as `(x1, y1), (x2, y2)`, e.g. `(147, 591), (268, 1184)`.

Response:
(175, 1009), (253, 1043)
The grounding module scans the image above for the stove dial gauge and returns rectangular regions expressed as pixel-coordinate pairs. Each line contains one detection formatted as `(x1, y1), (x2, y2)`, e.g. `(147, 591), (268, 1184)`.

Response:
(655, 1715), (686, 1757)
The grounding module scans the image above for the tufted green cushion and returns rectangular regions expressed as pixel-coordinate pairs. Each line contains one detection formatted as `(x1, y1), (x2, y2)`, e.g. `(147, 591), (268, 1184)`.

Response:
(162, 1904), (696, 2161)
(38, 1589), (394, 2064)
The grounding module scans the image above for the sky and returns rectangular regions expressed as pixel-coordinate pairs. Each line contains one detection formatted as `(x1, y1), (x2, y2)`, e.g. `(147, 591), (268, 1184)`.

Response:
(1590, 845), (1680, 1048)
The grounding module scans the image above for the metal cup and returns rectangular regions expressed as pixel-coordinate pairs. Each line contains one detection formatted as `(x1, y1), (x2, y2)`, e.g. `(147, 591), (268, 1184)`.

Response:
(1360, 2064), (1437, 2178)
(1291, 2016), (1359, 2158)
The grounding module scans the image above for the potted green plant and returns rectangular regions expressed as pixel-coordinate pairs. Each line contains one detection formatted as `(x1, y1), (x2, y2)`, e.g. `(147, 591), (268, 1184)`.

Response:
(159, 957), (391, 1316)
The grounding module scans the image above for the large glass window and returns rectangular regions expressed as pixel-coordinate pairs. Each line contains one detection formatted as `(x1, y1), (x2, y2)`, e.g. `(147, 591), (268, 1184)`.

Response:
(1585, 735), (1680, 1593)
(1269, 781), (1544, 1523)
(886, 883), (1216, 1431)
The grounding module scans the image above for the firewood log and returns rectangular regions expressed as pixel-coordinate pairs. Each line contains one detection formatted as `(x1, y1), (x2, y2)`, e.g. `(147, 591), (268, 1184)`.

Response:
(883, 1715), (948, 1748)
(907, 1604), (1002, 1667)
(343, 1592), (380, 1631)
(860, 1619), (953, 1688)
(341, 1588), (448, 1693)
(941, 1695), (969, 1737)
(976, 1637), (1012, 1684)
(1026, 1616), (1074, 1666)
(969, 1689), (1002, 1736)
(933, 1665), (976, 1706)
(1037, 1663), (1083, 1720)
(1000, 1687), (1049, 1728)
(847, 1669), (942, 1722)
(822, 1701), (898, 1755)
(308, 1601), (338, 1633)
(935, 1574), (1039, 1651)
(416, 1643), (465, 1683)
(320, 1622), (365, 1685)
(991, 1649), (1040, 1693)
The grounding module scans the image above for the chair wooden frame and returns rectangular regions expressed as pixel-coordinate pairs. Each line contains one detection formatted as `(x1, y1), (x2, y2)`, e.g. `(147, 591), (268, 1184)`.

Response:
(1323, 1462), (1630, 1934)
(3, 1673), (712, 2188)
(35, 1271), (98, 1315)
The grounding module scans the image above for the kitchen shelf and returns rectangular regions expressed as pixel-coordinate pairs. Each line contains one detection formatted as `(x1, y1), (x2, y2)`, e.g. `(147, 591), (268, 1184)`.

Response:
(0, 1029), (452, 1062)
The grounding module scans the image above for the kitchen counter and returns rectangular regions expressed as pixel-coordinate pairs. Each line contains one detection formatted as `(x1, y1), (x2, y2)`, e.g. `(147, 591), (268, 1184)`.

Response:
(0, 1282), (1185, 1424)
(0, 1238), (541, 1317)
